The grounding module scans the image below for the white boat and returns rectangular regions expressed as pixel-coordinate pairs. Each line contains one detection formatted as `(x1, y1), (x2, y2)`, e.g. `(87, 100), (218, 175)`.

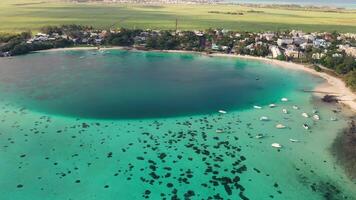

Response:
(79, 56), (85, 59)
(303, 124), (309, 130)
(292, 105), (299, 110)
(218, 110), (227, 114)
(282, 109), (288, 114)
(281, 98), (288, 102)
(269, 104), (276, 108)
(330, 117), (337, 121)
(271, 143), (282, 148)
(260, 116), (269, 121)
(216, 129), (224, 133)
(276, 124), (286, 129)
(312, 109), (318, 114)
(253, 105), (262, 109)
(302, 112), (309, 118)
(313, 114), (320, 120)
(289, 139), (299, 143)
(255, 134), (264, 139)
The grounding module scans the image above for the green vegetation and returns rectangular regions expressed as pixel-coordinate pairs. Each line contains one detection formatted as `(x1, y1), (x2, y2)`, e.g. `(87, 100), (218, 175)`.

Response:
(313, 65), (322, 72)
(345, 71), (356, 91)
(1, 0), (356, 33)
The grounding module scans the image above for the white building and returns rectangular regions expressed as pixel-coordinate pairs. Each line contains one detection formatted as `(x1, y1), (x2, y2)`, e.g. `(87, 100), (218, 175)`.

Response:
(312, 53), (325, 60)
(313, 39), (327, 48)
(339, 45), (356, 57)
(269, 46), (281, 58)
(277, 38), (293, 46)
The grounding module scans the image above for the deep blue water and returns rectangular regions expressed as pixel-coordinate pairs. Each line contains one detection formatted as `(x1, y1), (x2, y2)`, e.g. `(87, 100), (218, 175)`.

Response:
(0, 50), (316, 119)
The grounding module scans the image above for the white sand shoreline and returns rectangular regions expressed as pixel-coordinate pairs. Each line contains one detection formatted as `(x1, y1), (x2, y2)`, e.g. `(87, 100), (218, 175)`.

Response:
(35, 47), (356, 112)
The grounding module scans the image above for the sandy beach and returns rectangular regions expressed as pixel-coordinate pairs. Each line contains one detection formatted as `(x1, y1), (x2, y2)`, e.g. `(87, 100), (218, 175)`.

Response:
(36, 47), (356, 112)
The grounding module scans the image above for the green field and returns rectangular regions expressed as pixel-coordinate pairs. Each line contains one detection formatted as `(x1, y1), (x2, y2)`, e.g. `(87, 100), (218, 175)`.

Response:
(1, 0), (356, 33)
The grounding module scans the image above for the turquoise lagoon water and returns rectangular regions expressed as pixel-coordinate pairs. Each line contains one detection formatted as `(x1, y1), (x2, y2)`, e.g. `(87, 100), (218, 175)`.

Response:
(0, 50), (355, 200)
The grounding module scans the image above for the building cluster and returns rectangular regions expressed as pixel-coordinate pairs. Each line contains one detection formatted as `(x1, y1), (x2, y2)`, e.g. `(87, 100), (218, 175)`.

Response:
(202, 29), (356, 60)
(1, 27), (356, 60)
(26, 30), (107, 45)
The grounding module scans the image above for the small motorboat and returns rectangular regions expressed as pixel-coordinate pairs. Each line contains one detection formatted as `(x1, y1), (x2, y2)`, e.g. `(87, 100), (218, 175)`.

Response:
(260, 116), (269, 121)
(218, 110), (227, 114)
(312, 109), (318, 114)
(216, 129), (224, 133)
(313, 114), (320, 120)
(271, 143), (282, 148)
(330, 117), (337, 121)
(281, 98), (288, 102)
(276, 124), (286, 129)
(303, 124), (309, 130)
(302, 112), (309, 118)
(282, 109), (288, 114)
(255, 134), (265, 139)
(292, 105), (299, 110)
(254, 105), (262, 109)
(289, 139), (299, 143)
(269, 104), (276, 108)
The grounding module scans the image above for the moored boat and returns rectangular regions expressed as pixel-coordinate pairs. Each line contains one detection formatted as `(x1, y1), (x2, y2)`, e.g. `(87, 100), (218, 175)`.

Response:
(216, 129), (224, 133)
(260, 116), (269, 121)
(303, 124), (309, 130)
(276, 124), (286, 129)
(269, 104), (276, 108)
(271, 143), (282, 148)
(218, 110), (227, 114)
(302, 112), (309, 118)
(313, 114), (320, 120)
(254, 105), (262, 109)
(281, 98), (288, 102)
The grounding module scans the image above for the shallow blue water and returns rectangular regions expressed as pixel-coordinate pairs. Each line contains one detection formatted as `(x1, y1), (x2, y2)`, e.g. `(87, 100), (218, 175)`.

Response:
(0, 50), (355, 200)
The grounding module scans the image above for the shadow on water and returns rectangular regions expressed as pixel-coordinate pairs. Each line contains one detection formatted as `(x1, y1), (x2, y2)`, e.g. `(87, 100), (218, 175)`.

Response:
(331, 118), (356, 181)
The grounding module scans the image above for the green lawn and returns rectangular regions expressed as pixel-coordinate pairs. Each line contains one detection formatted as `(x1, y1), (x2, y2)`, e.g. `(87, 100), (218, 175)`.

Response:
(1, 0), (356, 33)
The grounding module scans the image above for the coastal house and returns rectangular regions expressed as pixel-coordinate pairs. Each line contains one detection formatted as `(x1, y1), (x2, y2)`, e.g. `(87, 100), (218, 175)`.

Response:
(292, 37), (306, 45)
(332, 53), (343, 58)
(303, 34), (315, 42)
(234, 33), (241, 38)
(277, 38), (293, 46)
(339, 45), (356, 57)
(269, 45), (281, 58)
(290, 30), (305, 37)
(312, 53), (325, 60)
(313, 39), (327, 48)
(211, 43), (219, 51)
(0, 51), (11, 57)
(300, 42), (312, 50)
(284, 45), (302, 59)
(194, 31), (204, 37)
(94, 38), (103, 45)
(342, 33), (356, 39)
(261, 33), (275, 41)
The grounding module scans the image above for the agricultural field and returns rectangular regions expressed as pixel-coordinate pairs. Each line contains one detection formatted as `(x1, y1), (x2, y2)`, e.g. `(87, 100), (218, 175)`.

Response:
(1, 0), (356, 33)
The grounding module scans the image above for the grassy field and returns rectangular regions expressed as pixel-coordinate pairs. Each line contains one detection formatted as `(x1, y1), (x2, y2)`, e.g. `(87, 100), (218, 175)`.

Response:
(1, 0), (356, 33)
